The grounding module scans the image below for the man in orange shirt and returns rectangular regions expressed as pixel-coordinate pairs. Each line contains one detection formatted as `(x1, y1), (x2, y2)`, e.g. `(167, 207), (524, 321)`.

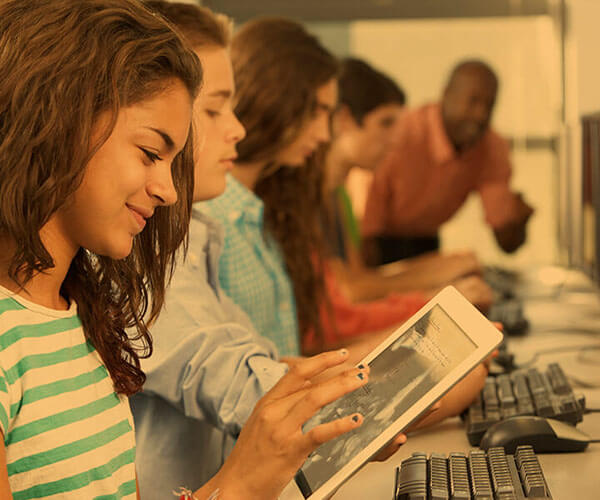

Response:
(362, 59), (534, 265)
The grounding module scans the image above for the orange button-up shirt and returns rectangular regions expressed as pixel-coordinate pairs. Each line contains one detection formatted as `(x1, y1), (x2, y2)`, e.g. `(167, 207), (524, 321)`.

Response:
(362, 103), (520, 238)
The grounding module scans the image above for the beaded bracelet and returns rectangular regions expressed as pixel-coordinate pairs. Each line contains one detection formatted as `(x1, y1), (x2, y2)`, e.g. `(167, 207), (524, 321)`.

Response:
(173, 486), (220, 500)
(173, 487), (197, 500)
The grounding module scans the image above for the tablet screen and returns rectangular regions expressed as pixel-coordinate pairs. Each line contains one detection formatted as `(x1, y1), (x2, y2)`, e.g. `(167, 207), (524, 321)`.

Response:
(296, 304), (478, 497)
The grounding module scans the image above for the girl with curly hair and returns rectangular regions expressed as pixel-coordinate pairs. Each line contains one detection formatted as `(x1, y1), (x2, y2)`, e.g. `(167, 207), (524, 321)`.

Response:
(0, 2), (373, 498)
(0, 0), (200, 496)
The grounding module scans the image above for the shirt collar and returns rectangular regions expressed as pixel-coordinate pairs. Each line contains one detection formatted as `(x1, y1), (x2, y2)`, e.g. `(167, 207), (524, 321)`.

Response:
(189, 207), (225, 297)
(428, 103), (457, 165)
(191, 207), (224, 247)
(221, 174), (264, 224)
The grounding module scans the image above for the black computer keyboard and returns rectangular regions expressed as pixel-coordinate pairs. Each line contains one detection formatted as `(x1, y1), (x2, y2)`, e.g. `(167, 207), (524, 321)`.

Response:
(394, 445), (552, 499)
(483, 266), (520, 298)
(464, 363), (585, 446)
(487, 299), (530, 336)
(483, 266), (530, 336)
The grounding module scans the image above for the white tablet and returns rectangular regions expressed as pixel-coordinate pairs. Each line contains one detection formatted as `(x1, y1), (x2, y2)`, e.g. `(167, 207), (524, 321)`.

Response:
(284, 286), (503, 500)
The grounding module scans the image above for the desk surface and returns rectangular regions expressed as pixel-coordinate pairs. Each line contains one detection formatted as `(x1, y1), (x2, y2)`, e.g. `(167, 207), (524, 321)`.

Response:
(331, 267), (600, 500)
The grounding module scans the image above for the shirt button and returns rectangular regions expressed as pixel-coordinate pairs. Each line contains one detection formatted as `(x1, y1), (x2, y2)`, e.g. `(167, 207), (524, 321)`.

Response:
(228, 210), (240, 221)
(279, 302), (290, 311)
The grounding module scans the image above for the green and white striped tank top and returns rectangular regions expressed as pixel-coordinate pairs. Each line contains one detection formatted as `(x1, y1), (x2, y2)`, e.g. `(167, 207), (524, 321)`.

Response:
(0, 286), (136, 500)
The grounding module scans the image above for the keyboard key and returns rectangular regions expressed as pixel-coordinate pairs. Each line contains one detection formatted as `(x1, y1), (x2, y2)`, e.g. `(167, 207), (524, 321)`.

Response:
(532, 395), (555, 417)
(397, 454), (427, 500)
(560, 394), (578, 414)
(511, 371), (535, 416)
(429, 453), (449, 500)
(497, 375), (517, 412)
(487, 447), (515, 497)
(468, 450), (493, 499)
(515, 446), (550, 498)
(547, 363), (570, 395)
(483, 377), (499, 412)
(449, 453), (471, 499)
(526, 369), (548, 397)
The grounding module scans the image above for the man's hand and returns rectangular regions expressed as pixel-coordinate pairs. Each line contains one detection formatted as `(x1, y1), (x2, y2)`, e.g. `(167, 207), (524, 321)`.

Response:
(494, 192), (534, 253)
(513, 193), (535, 222)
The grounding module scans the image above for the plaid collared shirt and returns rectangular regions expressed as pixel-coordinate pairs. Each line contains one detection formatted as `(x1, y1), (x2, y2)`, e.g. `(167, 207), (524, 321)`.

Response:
(201, 175), (301, 357)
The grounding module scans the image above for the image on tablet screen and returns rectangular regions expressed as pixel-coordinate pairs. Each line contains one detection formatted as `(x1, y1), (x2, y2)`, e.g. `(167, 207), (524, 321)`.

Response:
(298, 304), (477, 494)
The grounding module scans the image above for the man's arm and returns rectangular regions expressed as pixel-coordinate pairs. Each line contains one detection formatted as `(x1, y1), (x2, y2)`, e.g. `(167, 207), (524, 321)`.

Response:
(478, 133), (534, 253)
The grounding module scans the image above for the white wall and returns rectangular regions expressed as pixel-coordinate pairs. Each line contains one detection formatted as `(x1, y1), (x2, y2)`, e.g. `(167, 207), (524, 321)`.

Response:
(350, 17), (560, 137)
(567, 0), (600, 116)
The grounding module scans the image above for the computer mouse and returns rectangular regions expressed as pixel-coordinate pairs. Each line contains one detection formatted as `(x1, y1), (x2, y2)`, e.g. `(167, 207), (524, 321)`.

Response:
(479, 415), (590, 454)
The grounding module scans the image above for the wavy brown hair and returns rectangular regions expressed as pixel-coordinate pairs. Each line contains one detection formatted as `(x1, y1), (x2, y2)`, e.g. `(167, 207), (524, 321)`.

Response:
(145, 0), (232, 50)
(0, 0), (202, 395)
(232, 18), (338, 349)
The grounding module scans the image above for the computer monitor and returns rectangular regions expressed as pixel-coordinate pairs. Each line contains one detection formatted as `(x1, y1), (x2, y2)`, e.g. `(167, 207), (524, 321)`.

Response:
(580, 112), (600, 284)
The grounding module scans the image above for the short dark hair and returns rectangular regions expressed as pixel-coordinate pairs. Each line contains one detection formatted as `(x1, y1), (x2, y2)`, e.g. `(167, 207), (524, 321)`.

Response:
(338, 57), (406, 124)
(446, 59), (498, 92)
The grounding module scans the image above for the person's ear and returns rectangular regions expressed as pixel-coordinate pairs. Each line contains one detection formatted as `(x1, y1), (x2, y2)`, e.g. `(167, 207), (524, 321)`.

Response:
(332, 105), (358, 135)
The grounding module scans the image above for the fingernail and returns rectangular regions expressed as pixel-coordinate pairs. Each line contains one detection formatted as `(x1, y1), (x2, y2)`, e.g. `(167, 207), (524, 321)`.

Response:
(357, 373), (364, 380)
(340, 349), (348, 356)
(352, 415), (360, 423)
(358, 364), (365, 369)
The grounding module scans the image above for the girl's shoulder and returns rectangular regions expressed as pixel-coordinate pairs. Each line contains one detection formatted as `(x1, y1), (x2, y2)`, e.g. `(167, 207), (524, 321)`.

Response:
(0, 290), (81, 352)
(0, 291), (136, 499)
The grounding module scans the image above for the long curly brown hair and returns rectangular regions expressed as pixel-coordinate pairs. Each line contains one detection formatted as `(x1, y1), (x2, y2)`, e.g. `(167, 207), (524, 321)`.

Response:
(0, 0), (202, 395)
(254, 155), (330, 348)
(145, 1), (232, 49)
(232, 18), (338, 349)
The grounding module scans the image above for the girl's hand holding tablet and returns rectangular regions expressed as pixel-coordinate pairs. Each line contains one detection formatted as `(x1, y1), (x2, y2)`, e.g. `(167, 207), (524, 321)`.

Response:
(197, 350), (370, 500)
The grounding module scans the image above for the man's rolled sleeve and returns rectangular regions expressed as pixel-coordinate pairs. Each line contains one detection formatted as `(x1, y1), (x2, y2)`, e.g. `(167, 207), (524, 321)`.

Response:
(477, 134), (520, 229)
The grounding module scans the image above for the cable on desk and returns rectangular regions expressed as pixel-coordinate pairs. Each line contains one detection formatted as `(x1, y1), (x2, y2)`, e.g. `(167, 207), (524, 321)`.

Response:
(568, 374), (600, 389)
(578, 347), (600, 365)
(518, 344), (600, 368)
(584, 408), (600, 414)
(532, 326), (600, 336)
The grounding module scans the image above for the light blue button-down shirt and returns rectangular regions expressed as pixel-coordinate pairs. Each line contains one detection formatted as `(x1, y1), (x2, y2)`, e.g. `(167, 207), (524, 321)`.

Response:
(130, 209), (287, 500)
(202, 174), (301, 357)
